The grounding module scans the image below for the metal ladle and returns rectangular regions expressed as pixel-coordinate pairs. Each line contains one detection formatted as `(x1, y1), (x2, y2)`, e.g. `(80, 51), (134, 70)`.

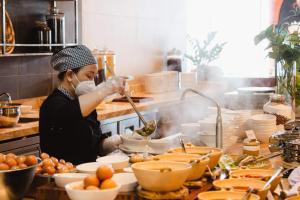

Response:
(124, 91), (157, 137)
(105, 65), (157, 136)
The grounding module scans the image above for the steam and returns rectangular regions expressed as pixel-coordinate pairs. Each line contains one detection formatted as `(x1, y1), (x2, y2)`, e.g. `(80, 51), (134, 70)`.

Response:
(155, 71), (273, 148)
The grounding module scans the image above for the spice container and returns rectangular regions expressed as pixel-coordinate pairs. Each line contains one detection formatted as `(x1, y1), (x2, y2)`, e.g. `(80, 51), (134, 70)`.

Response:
(243, 138), (260, 156)
(35, 20), (51, 52)
(166, 48), (183, 72)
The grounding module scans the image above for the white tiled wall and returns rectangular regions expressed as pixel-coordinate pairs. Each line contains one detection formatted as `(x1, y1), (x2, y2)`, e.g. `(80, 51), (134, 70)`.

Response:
(82, 0), (187, 77)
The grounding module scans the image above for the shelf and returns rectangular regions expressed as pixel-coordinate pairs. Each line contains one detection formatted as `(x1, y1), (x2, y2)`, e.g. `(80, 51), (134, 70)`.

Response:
(0, 43), (78, 47)
(0, 52), (53, 57)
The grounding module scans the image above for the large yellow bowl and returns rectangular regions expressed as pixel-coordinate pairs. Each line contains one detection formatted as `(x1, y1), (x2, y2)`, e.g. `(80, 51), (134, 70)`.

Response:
(168, 146), (222, 169)
(287, 196), (300, 200)
(213, 178), (270, 200)
(131, 161), (191, 192)
(198, 191), (260, 200)
(154, 153), (209, 181)
(230, 169), (281, 192)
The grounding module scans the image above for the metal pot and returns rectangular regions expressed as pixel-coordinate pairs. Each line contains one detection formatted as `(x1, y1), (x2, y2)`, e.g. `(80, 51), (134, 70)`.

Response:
(0, 103), (21, 127)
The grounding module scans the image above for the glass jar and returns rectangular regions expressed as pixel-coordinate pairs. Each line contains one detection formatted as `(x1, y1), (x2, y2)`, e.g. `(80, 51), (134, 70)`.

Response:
(166, 48), (183, 72)
(35, 21), (52, 52)
(243, 139), (260, 156)
(46, 1), (65, 52)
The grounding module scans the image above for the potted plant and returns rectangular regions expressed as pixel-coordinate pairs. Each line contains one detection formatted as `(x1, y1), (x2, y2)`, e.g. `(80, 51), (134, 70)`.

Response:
(185, 32), (226, 81)
(254, 9), (300, 119)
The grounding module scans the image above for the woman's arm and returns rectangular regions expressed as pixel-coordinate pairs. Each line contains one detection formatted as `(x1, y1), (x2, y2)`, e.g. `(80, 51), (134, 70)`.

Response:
(78, 77), (125, 117)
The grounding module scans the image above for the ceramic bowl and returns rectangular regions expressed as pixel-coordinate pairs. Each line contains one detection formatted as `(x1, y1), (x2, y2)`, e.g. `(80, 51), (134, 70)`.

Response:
(53, 173), (88, 188)
(65, 181), (121, 200)
(96, 155), (129, 170)
(153, 153), (209, 181)
(198, 191), (260, 200)
(131, 161), (191, 192)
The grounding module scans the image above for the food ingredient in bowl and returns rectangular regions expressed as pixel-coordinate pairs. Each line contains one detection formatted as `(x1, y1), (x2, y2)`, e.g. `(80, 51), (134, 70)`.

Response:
(35, 152), (76, 176)
(84, 175), (100, 188)
(100, 179), (118, 189)
(96, 165), (114, 180)
(136, 121), (156, 137)
(0, 153), (39, 171)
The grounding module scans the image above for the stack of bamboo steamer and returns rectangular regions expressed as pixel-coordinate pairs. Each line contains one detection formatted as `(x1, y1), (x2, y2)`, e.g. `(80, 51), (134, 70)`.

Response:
(0, 2), (15, 54)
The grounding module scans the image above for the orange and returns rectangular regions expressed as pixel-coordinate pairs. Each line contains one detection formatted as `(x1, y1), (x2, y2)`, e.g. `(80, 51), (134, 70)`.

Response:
(84, 175), (100, 188)
(96, 165), (114, 181)
(43, 165), (56, 175)
(100, 179), (117, 189)
(16, 156), (26, 165)
(41, 153), (50, 160)
(0, 153), (6, 163)
(5, 157), (17, 168)
(25, 155), (38, 166)
(0, 163), (9, 170)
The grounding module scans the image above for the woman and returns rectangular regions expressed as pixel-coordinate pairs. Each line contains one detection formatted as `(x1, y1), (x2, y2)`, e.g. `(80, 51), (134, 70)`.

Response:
(39, 45), (125, 164)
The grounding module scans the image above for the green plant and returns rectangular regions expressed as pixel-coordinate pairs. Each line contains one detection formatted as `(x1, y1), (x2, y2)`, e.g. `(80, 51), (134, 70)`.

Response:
(185, 32), (226, 67)
(254, 8), (300, 105)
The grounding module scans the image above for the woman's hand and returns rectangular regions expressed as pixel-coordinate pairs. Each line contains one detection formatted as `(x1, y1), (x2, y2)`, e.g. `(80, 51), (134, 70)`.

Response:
(96, 76), (126, 97)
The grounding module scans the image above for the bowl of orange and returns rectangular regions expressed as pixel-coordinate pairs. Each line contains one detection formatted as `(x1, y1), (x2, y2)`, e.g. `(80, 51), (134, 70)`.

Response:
(0, 153), (41, 200)
(65, 165), (121, 200)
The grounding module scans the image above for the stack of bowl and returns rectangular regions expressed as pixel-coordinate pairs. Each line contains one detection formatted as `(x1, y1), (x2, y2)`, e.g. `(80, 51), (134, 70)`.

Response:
(250, 114), (277, 143)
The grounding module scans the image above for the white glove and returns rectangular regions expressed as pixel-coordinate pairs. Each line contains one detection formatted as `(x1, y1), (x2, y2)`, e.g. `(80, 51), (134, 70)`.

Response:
(96, 76), (126, 98)
(102, 135), (122, 153)
(289, 166), (300, 186)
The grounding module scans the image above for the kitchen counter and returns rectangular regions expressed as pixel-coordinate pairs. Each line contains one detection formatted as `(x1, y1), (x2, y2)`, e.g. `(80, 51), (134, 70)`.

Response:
(0, 91), (185, 141)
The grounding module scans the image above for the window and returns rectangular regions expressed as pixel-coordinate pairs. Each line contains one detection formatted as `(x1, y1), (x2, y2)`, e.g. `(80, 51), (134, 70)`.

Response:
(186, 0), (274, 78)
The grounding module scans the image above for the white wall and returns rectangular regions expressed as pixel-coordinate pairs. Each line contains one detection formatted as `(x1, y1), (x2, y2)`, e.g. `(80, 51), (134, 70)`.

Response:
(82, 0), (187, 77)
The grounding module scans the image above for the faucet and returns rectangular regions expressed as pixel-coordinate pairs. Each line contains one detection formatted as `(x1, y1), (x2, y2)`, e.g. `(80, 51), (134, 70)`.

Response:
(180, 88), (223, 148)
(0, 93), (12, 103)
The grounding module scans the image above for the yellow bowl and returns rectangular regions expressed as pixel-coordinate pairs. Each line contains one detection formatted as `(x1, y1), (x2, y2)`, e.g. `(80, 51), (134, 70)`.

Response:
(131, 161), (191, 192)
(168, 146), (222, 169)
(154, 153), (209, 181)
(230, 169), (281, 192)
(287, 196), (300, 200)
(213, 178), (269, 200)
(198, 191), (260, 200)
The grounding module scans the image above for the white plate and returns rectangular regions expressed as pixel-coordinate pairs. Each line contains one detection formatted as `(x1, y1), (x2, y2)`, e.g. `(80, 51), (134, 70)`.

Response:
(118, 144), (158, 155)
(112, 173), (137, 192)
(76, 162), (112, 174)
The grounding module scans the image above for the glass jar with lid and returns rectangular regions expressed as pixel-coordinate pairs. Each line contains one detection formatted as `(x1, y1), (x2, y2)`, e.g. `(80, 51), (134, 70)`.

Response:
(35, 20), (51, 52)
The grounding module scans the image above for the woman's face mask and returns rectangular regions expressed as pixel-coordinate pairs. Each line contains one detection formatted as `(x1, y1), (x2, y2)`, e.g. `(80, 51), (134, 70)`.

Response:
(72, 73), (96, 96)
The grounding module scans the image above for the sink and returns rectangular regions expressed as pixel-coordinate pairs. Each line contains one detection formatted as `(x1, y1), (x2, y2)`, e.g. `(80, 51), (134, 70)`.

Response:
(18, 118), (39, 123)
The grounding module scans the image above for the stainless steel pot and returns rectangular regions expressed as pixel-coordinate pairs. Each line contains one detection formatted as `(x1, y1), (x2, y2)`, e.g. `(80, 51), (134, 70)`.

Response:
(0, 159), (41, 200)
(0, 103), (21, 127)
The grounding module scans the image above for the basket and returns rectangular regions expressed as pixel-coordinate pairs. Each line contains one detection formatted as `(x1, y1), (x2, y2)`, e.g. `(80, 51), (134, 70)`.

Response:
(0, 2), (15, 54)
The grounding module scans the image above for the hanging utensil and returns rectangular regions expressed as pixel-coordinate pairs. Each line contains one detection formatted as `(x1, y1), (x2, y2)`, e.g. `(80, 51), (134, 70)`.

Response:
(179, 136), (187, 153)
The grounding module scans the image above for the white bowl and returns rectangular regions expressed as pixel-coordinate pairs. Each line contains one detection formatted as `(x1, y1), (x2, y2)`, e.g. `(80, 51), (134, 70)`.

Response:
(96, 155), (129, 170)
(53, 173), (88, 188)
(112, 173), (137, 192)
(120, 134), (147, 149)
(65, 181), (121, 200)
(76, 162), (112, 174)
